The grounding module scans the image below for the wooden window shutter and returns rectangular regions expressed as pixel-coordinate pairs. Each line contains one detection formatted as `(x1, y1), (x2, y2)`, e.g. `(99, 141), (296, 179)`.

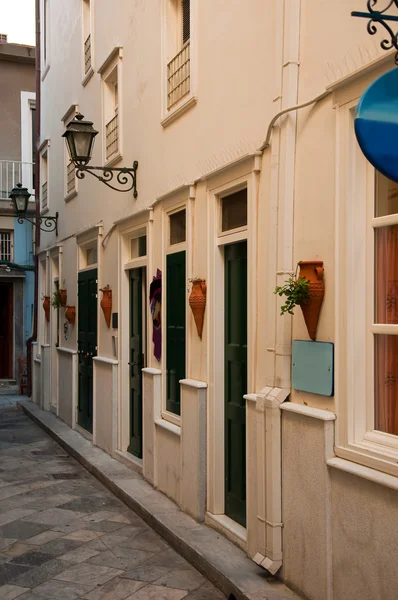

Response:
(182, 0), (190, 45)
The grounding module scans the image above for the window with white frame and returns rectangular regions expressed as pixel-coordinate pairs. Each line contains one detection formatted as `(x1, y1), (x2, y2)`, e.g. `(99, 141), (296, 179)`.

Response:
(336, 100), (398, 474)
(42, 0), (50, 73)
(165, 206), (187, 419)
(82, 0), (93, 79)
(373, 172), (398, 437)
(0, 231), (12, 261)
(103, 66), (120, 161)
(164, 0), (192, 112)
(220, 188), (247, 233)
(40, 150), (48, 211)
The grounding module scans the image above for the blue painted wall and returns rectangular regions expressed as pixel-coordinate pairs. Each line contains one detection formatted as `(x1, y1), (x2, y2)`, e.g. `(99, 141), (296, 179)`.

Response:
(13, 218), (34, 343)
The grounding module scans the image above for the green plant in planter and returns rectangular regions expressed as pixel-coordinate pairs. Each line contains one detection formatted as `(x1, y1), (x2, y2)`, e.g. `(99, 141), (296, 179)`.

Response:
(50, 287), (62, 310)
(274, 276), (310, 316)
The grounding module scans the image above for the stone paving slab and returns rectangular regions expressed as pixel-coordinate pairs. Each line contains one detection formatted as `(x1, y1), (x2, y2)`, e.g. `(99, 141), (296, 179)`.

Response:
(18, 401), (303, 600)
(0, 406), (225, 600)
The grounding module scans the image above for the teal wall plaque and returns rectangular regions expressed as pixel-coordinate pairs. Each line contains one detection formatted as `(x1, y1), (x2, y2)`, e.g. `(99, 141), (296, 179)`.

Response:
(292, 341), (334, 397)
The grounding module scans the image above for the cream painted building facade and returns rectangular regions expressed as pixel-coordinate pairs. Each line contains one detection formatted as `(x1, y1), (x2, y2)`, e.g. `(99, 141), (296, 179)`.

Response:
(35, 1), (398, 599)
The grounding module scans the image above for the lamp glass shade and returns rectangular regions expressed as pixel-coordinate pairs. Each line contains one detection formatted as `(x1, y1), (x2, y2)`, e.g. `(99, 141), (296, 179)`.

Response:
(62, 113), (98, 166)
(9, 183), (30, 216)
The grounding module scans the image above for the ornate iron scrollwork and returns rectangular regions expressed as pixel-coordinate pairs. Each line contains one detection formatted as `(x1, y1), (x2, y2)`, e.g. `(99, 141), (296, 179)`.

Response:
(18, 213), (59, 236)
(75, 161), (139, 197)
(352, 1), (398, 64)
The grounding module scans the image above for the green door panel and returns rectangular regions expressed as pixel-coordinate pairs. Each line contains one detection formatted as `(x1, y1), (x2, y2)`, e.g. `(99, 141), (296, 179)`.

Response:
(224, 241), (247, 527)
(78, 268), (97, 433)
(128, 267), (144, 458)
(166, 251), (186, 415)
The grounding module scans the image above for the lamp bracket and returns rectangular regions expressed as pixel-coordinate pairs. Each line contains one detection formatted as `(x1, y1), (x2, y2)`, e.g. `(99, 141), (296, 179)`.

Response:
(18, 213), (59, 236)
(75, 161), (138, 197)
(352, 1), (398, 64)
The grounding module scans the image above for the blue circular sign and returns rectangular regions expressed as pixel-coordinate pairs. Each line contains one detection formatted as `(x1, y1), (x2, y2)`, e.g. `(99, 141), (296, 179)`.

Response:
(355, 68), (398, 183)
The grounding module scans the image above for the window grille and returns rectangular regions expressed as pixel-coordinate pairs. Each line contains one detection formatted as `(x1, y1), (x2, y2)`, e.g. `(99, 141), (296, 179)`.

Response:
(167, 42), (190, 109)
(182, 0), (190, 44)
(0, 232), (12, 261)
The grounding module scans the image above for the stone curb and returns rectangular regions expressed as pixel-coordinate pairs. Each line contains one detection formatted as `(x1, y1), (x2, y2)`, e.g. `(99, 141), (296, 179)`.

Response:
(18, 401), (302, 600)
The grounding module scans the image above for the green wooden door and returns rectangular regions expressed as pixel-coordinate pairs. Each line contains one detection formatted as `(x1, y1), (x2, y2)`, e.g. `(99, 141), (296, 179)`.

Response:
(224, 241), (247, 527)
(77, 269), (97, 433)
(166, 251), (186, 415)
(128, 268), (144, 458)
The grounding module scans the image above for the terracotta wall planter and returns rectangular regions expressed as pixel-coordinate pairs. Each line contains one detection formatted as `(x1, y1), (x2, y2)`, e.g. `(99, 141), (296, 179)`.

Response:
(59, 289), (67, 307)
(189, 279), (206, 339)
(65, 306), (76, 325)
(100, 288), (112, 328)
(42, 296), (50, 322)
(298, 261), (324, 341)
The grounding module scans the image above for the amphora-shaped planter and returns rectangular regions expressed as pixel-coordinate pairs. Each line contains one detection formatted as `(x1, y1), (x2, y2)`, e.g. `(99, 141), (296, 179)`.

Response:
(65, 306), (76, 326)
(59, 289), (67, 307)
(42, 296), (50, 322)
(189, 279), (206, 339)
(298, 261), (324, 341)
(100, 288), (112, 328)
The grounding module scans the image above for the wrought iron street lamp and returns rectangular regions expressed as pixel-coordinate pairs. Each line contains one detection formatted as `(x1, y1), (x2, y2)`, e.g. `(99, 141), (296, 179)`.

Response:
(352, 1), (398, 63)
(63, 113), (139, 197)
(9, 183), (58, 235)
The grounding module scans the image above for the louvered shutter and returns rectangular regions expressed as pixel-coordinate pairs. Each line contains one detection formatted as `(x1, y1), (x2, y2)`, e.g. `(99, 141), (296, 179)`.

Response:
(182, 0), (190, 44)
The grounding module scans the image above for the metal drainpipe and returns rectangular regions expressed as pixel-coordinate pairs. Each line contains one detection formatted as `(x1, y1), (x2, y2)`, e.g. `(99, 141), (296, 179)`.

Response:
(26, 0), (41, 397)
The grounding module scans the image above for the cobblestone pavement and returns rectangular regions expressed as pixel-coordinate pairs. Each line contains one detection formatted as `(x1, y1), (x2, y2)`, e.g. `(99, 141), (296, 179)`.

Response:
(0, 406), (225, 600)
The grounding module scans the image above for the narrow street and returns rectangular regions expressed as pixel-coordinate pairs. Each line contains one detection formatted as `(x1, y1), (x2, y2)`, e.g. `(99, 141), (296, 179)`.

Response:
(0, 402), (225, 600)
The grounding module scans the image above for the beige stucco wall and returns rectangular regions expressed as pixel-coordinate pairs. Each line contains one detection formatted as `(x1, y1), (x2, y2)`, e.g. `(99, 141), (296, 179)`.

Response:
(330, 469), (398, 600)
(93, 359), (117, 454)
(282, 409), (334, 600)
(38, 2), (398, 598)
(57, 349), (76, 427)
(282, 406), (398, 600)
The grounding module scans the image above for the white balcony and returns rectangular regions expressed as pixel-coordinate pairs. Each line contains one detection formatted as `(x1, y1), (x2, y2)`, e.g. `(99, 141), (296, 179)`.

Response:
(167, 42), (190, 109)
(0, 160), (35, 202)
(105, 114), (119, 160)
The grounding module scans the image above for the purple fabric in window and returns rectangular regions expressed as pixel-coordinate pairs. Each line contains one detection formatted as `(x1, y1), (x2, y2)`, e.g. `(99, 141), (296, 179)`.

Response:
(149, 269), (162, 362)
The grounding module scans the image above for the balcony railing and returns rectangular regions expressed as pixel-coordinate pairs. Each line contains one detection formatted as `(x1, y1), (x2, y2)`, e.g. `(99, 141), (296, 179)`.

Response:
(84, 34), (91, 74)
(0, 160), (35, 201)
(41, 181), (48, 210)
(105, 114), (118, 160)
(167, 42), (190, 109)
(66, 161), (76, 195)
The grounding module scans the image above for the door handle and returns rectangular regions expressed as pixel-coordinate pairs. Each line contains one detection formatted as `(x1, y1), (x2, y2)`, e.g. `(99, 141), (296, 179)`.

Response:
(128, 361), (138, 366)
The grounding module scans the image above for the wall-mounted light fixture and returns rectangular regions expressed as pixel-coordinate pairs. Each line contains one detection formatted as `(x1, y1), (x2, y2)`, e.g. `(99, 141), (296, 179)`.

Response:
(9, 183), (58, 235)
(63, 113), (139, 197)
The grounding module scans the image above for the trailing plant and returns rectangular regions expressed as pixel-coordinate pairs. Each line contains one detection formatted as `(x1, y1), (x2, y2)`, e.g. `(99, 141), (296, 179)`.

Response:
(274, 275), (310, 316)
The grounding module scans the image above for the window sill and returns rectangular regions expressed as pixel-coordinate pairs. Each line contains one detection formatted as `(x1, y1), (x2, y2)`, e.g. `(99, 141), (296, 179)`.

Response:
(41, 63), (50, 82)
(155, 418), (181, 437)
(105, 151), (123, 168)
(335, 444), (398, 479)
(161, 95), (197, 128)
(327, 457), (398, 490)
(64, 190), (77, 203)
(82, 66), (94, 87)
